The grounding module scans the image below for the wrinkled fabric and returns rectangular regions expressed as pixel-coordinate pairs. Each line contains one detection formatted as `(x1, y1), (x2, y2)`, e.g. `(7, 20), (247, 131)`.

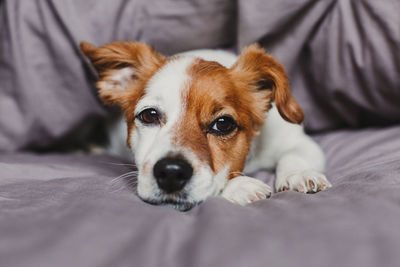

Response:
(1, 0), (400, 151)
(0, 0), (235, 151)
(1, 125), (400, 267)
(0, 0), (400, 151)
(238, 0), (400, 131)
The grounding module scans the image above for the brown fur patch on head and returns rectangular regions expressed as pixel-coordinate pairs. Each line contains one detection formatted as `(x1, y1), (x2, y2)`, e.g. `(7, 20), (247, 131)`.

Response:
(172, 58), (272, 178)
(80, 41), (166, 146)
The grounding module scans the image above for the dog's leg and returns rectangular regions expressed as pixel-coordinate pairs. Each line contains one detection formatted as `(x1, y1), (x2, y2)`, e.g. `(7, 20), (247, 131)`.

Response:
(275, 135), (331, 193)
(220, 176), (272, 205)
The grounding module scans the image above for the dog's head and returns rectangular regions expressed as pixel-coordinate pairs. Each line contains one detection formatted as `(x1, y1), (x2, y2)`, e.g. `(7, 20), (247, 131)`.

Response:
(81, 42), (303, 211)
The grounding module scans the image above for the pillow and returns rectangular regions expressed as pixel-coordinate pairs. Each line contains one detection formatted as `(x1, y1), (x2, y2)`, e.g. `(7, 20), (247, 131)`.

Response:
(237, 0), (400, 132)
(0, 0), (235, 151)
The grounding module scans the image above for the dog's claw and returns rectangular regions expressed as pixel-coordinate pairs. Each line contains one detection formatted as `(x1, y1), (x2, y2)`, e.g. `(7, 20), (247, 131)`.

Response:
(279, 186), (289, 192)
(276, 170), (331, 194)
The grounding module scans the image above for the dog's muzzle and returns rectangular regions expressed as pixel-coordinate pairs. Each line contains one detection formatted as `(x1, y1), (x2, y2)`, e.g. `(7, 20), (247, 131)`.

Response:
(153, 157), (193, 193)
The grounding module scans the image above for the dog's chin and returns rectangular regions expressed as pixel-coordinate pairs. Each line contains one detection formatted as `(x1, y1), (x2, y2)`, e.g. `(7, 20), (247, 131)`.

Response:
(140, 197), (200, 212)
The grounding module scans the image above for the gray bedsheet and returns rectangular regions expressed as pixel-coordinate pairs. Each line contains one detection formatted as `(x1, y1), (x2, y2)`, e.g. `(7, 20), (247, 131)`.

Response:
(1, 125), (400, 267)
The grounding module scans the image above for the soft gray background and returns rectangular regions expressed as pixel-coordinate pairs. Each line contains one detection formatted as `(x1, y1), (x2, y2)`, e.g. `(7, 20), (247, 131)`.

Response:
(1, 0), (400, 266)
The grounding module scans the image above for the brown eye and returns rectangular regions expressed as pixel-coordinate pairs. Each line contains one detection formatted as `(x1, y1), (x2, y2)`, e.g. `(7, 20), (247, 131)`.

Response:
(208, 116), (237, 136)
(137, 108), (160, 125)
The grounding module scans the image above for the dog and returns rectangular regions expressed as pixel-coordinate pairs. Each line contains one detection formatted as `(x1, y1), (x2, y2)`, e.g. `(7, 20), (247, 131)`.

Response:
(80, 41), (332, 211)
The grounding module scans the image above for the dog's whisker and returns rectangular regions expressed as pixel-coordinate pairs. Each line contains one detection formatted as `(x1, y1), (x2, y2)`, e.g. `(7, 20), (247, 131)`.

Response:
(110, 175), (136, 185)
(119, 172), (136, 177)
(126, 181), (138, 187)
(124, 179), (138, 188)
(99, 161), (137, 168)
(109, 174), (138, 192)
(111, 172), (135, 181)
(110, 171), (138, 184)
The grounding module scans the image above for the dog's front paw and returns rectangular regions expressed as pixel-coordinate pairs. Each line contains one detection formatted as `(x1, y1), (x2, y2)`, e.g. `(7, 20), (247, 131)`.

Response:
(221, 176), (272, 206)
(276, 170), (332, 193)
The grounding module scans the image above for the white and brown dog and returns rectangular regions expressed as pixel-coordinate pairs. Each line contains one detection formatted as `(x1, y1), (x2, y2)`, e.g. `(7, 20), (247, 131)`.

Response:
(81, 42), (331, 211)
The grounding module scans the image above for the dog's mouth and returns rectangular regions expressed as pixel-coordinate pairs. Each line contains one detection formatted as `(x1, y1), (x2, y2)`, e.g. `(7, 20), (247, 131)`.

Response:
(140, 197), (200, 212)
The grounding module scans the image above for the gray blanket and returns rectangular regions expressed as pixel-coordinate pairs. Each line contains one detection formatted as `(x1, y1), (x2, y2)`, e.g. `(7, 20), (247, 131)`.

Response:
(1, 125), (400, 267)
(1, 0), (400, 266)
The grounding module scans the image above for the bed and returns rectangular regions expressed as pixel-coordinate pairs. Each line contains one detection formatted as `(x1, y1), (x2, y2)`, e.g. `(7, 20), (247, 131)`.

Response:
(1, 1), (399, 266)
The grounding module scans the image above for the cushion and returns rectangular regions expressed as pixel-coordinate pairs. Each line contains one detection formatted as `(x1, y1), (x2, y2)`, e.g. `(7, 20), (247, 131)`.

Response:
(0, 0), (235, 151)
(237, 0), (400, 132)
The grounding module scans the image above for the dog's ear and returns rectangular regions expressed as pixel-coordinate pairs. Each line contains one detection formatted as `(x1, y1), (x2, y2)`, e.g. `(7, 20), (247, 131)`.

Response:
(80, 41), (165, 106)
(230, 44), (303, 124)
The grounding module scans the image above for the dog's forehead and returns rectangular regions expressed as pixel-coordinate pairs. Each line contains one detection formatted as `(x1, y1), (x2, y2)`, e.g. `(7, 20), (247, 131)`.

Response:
(135, 57), (190, 119)
(137, 57), (192, 113)
(137, 56), (230, 114)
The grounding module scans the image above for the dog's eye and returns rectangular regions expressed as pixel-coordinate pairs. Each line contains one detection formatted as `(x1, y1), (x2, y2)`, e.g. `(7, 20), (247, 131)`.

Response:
(137, 108), (160, 124)
(208, 116), (237, 136)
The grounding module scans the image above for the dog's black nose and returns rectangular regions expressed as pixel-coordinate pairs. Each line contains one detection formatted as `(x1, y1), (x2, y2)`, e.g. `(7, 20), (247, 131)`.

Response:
(153, 157), (193, 193)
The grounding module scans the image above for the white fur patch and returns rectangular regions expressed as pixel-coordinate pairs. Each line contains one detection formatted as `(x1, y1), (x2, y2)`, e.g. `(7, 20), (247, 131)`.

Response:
(98, 67), (134, 91)
(178, 49), (237, 68)
(134, 57), (194, 125)
(221, 176), (272, 206)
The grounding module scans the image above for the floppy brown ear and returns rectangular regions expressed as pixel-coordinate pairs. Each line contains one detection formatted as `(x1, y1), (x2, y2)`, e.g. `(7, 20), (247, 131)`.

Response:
(230, 44), (304, 124)
(80, 41), (165, 107)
